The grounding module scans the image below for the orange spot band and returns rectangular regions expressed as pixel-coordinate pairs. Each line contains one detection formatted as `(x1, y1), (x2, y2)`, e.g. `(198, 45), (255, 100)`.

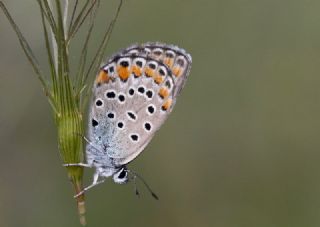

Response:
(172, 66), (182, 77)
(164, 58), (174, 68)
(117, 66), (130, 81)
(162, 98), (173, 111)
(96, 70), (110, 84)
(154, 74), (164, 84)
(132, 65), (142, 77)
(145, 67), (154, 77)
(159, 87), (169, 99)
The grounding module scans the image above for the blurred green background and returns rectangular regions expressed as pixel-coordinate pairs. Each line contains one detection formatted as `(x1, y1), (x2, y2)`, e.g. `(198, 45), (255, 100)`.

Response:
(1, 0), (320, 226)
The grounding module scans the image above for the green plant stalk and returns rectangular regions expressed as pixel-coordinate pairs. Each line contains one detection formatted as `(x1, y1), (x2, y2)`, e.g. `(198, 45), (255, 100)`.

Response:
(52, 1), (86, 224)
(0, 0), (124, 225)
(56, 107), (85, 223)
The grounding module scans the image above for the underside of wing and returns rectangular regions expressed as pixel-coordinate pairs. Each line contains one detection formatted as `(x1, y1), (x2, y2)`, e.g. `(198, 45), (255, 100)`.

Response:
(87, 43), (192, 166)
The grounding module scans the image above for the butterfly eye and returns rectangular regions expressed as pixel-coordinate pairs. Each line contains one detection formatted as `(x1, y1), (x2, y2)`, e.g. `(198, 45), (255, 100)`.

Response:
(118, 170), (127, 179)
(113, 168), (128, 184)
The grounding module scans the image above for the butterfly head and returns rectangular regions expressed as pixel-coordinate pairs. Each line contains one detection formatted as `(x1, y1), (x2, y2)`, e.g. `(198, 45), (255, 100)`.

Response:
(113, 166), (129, 184)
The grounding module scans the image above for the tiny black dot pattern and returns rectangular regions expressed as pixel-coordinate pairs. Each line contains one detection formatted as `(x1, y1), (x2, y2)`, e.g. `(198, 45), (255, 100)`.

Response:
(91, 44), (192, 151)
(127, 111), (137, 120)
(130, 134), (139, 141)
(117, 122), (124, 129)
(92, 119), (98, 127)
(107, 112), (115, 119)
(96, 99), (103, 106)
(146, 90), (153, 98)
(177, 58), (185, 66)
(165, 80), (171, 88)
(136, 61), (143, 67)
(166, 52), (174, 58)
(149, 63), (156, 69)
(144, 122), (152, 131)
(120, 61), (129, 67)
(147, 105), (155, 114)
(138, 87), (145, 94)
(106, 91), (116, 98)
(159, 68), (165, 76)
(129, 88), (134, 96)
(118, 94), (125, 102)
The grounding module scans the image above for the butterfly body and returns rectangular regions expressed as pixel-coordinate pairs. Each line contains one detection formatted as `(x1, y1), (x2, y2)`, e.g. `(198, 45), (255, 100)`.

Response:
(66, 42), (192, 196)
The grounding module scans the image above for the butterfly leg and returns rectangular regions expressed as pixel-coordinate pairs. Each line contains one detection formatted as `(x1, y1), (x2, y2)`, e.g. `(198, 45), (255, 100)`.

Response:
(63, 163), (92, 168)
(73, 132), (102, 153)
(74, 171), (106, 198)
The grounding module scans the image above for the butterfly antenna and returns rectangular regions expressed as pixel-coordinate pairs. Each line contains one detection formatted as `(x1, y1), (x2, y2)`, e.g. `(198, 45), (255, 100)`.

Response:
(131, 175), (140, 198)
(128, 170), (159, 200)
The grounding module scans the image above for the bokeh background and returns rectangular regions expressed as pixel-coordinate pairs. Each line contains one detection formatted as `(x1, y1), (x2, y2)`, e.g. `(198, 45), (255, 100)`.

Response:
(1, 0), (320, 226)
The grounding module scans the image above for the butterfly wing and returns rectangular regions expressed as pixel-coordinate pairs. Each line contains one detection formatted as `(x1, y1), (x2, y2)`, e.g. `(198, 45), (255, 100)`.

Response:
(121, 42), (192, 98)
(87, 43), (192, 166)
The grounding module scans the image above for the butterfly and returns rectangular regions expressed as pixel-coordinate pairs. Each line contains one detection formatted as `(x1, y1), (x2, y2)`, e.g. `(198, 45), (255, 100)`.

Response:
(65, 42), (192, 198)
